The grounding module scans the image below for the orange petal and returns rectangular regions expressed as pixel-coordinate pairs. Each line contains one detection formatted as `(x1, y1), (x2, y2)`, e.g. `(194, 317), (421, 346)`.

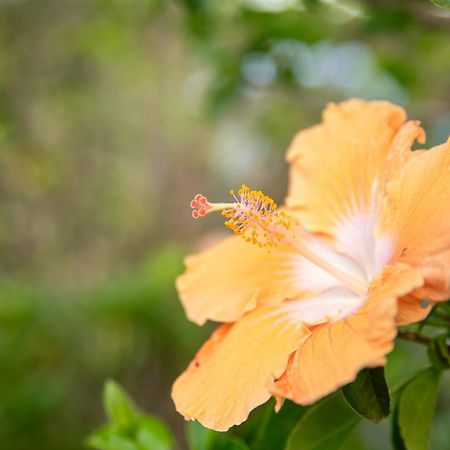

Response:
(378, 140), (450, 302)
(171, 304), (311, 431)
(272, 264), (423, 405)
(396, 294), (432, 326)
(412, 250), (450, 301)
(383, 120), (426, 182)
(286, 99), (413, 236)
(176, 237), (306, 325)
(176, 232), (363, 325)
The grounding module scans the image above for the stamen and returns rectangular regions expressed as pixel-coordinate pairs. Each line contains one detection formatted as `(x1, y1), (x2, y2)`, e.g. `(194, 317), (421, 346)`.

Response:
(189, 185), (367, 296)
(190, 186), (292, 247)
(222, 185), (292, 247)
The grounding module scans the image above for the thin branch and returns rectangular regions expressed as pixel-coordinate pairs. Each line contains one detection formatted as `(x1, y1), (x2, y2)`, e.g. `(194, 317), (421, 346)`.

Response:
(424, 319), (450, 328)
(434, 311), (450, 323)
(397, 331), (431, 346)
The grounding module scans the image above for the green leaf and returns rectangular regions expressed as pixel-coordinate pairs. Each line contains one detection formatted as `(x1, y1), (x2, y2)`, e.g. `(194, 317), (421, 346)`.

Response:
(104, 380), (138, 432)
(86, 425), (140, 450)
(136, 417), (174, 450)
(232, 401), (273, 446)
(214, 436), (249, 450)
(339, 430), (365, 450)
(342, 367), (390, 423)
(430, 0), (450, 9)
(396, 368), (442, 450)
(392, 402), (407, 450)
(90, 382), (175, 450)
(252, 400), (306, 450)
(186, 421), (217, 450)
(428, 333), (450, 370)
(186, 421), (248, 450)
(286, 392), (361, 450)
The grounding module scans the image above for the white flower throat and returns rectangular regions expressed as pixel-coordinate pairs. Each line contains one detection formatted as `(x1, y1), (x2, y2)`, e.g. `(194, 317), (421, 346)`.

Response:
(190, 185), (370, 297)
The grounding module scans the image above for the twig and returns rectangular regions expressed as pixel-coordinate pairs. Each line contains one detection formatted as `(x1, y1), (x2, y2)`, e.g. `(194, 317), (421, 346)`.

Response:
(397, 331), (431, 346)
(424, 319), (450, 328)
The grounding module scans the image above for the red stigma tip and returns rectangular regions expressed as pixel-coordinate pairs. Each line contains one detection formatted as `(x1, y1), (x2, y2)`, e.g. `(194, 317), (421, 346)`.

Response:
(190, 193), (212, 219)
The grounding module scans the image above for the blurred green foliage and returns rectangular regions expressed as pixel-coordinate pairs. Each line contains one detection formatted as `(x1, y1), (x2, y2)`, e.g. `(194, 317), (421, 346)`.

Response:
(0, 0), (448, 449)
(87, 380), (174, 450)
(0, 246), (208, 449)
(430, 0), (450, 8)
(89, 363), (449, 450)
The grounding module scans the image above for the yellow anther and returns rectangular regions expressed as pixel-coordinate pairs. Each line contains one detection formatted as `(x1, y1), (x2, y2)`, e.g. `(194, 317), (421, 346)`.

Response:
(220, 185), (292, 247)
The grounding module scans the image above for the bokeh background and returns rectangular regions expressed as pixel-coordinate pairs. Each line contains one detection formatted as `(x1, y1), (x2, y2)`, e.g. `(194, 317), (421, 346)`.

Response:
(0, 0), (449, 449)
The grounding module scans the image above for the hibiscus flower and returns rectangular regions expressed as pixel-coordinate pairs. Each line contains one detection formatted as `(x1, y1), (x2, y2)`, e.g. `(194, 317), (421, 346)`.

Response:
(171, 99), (450, 431)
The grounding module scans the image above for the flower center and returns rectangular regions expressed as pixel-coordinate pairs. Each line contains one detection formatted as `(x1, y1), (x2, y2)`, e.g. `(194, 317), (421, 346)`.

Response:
(190, 185), (367, 296)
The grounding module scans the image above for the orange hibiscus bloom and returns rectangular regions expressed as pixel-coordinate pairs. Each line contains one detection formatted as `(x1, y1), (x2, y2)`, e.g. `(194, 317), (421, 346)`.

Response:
(172, 99), (450, 431)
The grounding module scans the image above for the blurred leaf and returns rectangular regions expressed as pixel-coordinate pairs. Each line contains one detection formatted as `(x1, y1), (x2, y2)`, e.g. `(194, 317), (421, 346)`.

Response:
(90, 381), (175, 450)
(136, 417), (174, 450)
(396, 368), (442, 450)
(286, 392), (361, 450)
(214, 437), (249, 450)
(430, 0), (450, 9)
(392, 402), (407, 450)
(231, 401), (273, 446)
(186, 421), (248, 450)
(251, 400), (305, 450)
(104, 380), (138, 432)
(342, 367), (390, 423)
(181, 0), (207, 11)
(427, 333), (450, 370)
(186, 421), (216, 450)
(207, 72), (241, 117)
(87, 425), (140, 450)
(438, 302), (450, 316)
(340, 430), (365, 450)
